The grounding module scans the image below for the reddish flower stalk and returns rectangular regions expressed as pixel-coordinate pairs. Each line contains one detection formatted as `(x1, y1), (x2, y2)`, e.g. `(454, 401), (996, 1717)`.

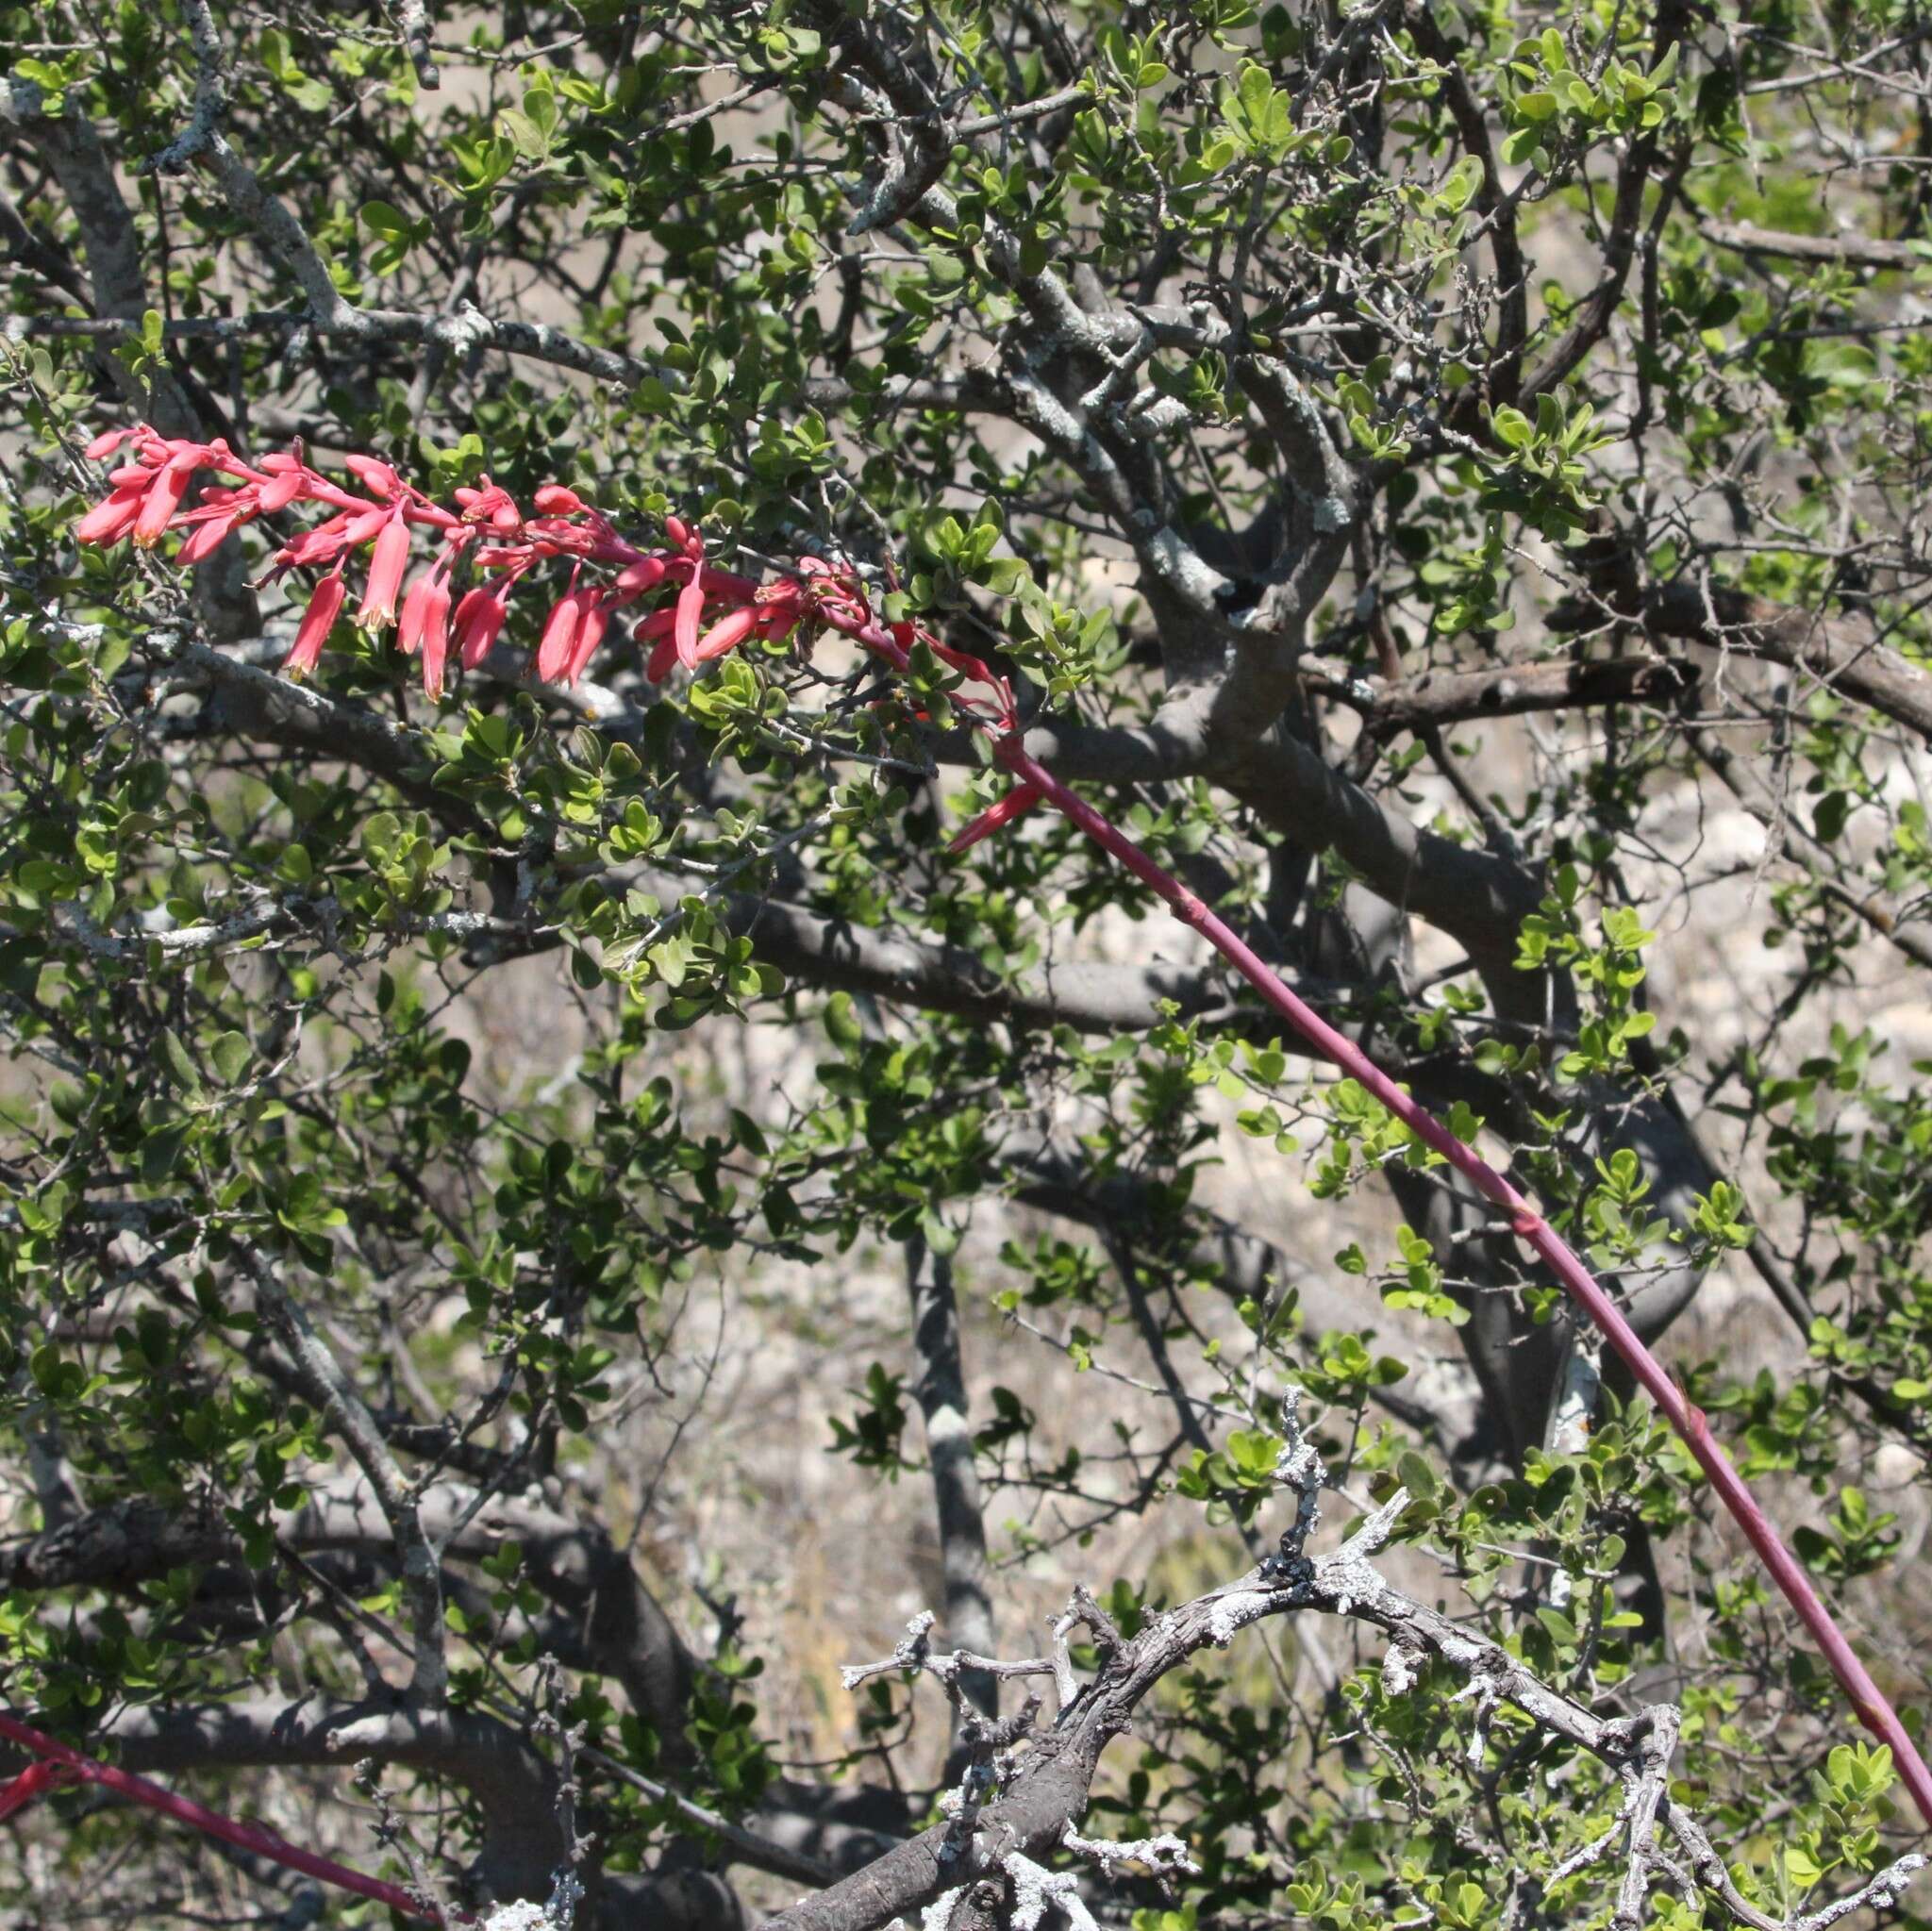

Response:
(74, 426), (1932, 1827)
(990, 737), (1932, 1825)
(0, 1709), (449, 1921)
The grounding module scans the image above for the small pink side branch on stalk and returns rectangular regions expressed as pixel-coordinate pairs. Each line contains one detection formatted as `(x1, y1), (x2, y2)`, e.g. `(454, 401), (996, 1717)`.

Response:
(0, 1709), (449, 1920)
(75, 429), (1932, 1827)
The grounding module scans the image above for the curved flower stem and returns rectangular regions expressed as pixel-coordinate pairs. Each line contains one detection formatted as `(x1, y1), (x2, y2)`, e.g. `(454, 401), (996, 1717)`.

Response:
(992, 733), (1932, 1831)
(0, 1709), (449, 1922)
(64, 424), (1932, 1827)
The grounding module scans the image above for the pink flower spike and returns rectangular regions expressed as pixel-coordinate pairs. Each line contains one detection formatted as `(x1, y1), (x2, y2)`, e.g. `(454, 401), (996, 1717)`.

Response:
(536, 590), (584, 682)
(453, 582), (514, 670)
(948, 781), (1044, 855)
(286, 569), (347, 677)
(691, 604), (760, 663)
(357, 512), (411, 630)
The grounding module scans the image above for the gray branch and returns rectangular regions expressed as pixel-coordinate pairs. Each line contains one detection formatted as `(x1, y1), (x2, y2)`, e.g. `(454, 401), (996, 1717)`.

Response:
(237, 1259), (448, 1706)
(907, 1240), (998, 1726)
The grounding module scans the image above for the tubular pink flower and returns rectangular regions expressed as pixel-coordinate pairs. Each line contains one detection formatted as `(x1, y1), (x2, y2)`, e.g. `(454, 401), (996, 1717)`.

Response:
(342, 453), (404, 498)
(279, 506), (388, 572)
(673, 573), (707, 669)
(75, 489), (145, 546)
(691, 604), (761, 663)
(132, 456), (195, 546)
(83, 427), (134, 461)
(697, 564), (759, 600)
(398, 568), (452, 667)
(562, 595), (612, 685)
(636, 608), (681, 683)
(453, 581), (514, 670)
(176, 511), (240, 565)
(357, 512), (411, 629)
(420, 580), (454, 697)
(286, 569), (347, 676)
(614, 556), (670, 598)
(258, 467), (308, 514)
(536, 587), (585, 682)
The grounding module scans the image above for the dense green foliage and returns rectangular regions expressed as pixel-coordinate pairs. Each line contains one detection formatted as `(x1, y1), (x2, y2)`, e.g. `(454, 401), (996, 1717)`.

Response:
(5, 0), (1932, 1926)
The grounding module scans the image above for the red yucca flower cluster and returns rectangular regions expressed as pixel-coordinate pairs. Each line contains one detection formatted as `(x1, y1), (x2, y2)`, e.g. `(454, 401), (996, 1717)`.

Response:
(59, 424), (1932, 1834)
(79, 426), (1043, 850)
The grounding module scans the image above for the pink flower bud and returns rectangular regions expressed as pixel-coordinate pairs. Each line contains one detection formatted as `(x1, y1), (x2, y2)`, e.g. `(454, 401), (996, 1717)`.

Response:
(453, 582), (514, 670)
(613, 556), (669, 597)
(532, 485), (583, 515)
(562, 596), (611, 685)
(176, 512), (239, 564)
(342, 453), (404, 498)
(536, 590), (584, 682)
(691, 604), (760, 663)
(75, 489), (144, 546)
(258, 469), (308, 514)
(673, 574), (707, 669)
